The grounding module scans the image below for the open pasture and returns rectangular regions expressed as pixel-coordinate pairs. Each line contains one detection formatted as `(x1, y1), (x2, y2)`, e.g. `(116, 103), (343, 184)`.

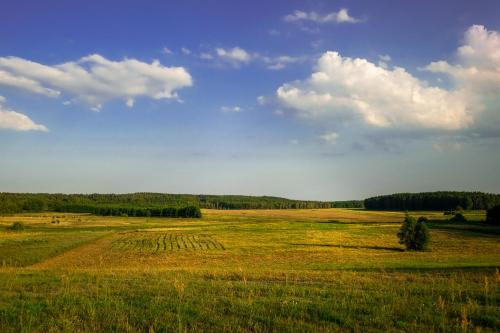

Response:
(0, 208), (498, 332)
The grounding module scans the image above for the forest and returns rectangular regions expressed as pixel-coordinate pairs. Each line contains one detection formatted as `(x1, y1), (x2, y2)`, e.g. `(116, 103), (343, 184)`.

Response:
(2, 191), (500, 215)
(364, 191), (500, 210)
(0, 192), (363, 214)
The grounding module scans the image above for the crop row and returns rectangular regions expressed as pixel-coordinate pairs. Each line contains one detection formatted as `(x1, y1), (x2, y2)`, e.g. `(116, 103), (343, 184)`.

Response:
(112, 233), (225, 252)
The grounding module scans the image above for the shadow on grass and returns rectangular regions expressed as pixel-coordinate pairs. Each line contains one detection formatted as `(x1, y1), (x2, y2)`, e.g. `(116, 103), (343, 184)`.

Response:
(290, 243), (404, 252)
(427, 220), (500, 237)
(347, 265), (500, 273)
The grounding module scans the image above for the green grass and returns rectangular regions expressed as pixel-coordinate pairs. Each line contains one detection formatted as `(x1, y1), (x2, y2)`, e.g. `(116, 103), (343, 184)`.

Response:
(0, 209), (498, 332)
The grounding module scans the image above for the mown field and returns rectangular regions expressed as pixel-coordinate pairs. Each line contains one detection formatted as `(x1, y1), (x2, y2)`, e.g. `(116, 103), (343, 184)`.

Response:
(0, 209), (498, 332)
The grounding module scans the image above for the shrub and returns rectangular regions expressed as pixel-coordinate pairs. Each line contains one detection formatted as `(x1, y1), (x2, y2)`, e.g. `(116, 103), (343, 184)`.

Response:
(487, 205), (500, 225)
(450, 213), (467, 222)
(9, 222), (25, 231)
(417, 216), (428, 222)
(413, 221), (430, 251)
(398, 214), (430, 251)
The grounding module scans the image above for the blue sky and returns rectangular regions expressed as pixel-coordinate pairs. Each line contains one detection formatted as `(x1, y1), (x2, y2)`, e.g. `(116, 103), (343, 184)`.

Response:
(0, 0), (499, 200)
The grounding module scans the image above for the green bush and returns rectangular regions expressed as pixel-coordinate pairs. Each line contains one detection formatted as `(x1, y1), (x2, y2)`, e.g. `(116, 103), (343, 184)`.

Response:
(398, 215), (430, 251)
(417, 216), (428, 222)
(8, 222), (25, 231)
(450, 213), (467, 222)
(487, 205), (500, 225)
(413, 221), (430, 251)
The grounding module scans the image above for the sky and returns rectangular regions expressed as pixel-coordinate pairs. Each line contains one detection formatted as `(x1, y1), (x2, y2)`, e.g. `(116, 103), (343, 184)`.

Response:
(0, 0), (499, 200)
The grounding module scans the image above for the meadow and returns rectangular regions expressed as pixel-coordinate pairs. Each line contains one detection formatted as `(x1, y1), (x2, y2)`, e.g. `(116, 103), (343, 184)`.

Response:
(0, 209), (498, 332)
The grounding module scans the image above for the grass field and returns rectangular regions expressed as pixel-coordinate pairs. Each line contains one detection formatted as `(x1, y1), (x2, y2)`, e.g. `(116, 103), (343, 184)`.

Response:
(0, 209), (498, 332)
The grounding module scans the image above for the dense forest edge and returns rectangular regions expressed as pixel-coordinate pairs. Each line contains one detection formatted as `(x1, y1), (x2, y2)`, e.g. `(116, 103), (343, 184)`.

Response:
(0, 192), (362, 215)
(1, 191), (500, 216)
(364, 191), (500, 210)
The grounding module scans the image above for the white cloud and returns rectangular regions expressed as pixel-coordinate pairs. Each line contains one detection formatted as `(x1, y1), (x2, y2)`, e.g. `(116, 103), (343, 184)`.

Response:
(162, 47), (173, 55)
(261, 55), (303, 70)
(290, 139), (299, 145)
(379, 54), (391, 62)
(199, 52), (214, 60)
(206, 47), (302, 70)
(277, 51), (473, 130)
(276, 25), (500, 147)
(181, 47), (191, 55)
(423, 25), (500, 98)
(378, 54), (391, 69)
(268, 29), (281, 36)
(257, 95), (267, 105)
(0, 70), (60, 97)
(0, 97), (47, 132)
(216, 47), (251, 64)
(221, 106), (242, 113)
(320, 132), (339, 144)
(0, 54), (193, 110)
(284, 8), (360, 24)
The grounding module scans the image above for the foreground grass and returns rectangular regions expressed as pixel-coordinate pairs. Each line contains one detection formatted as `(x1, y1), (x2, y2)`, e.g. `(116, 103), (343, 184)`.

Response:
(0, 209), (498, 332)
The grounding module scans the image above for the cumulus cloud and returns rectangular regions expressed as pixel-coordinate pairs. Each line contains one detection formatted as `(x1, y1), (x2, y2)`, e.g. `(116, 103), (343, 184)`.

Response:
(423, 25), (500, 98)
(0, 54), (193, 110)
(0, 96), (47, 132)
(215, 47), (252, 64)
(221, 106), (242, 113)
(275, 24), (500, 147)
(277, 51), (472, 130)
(284, 8), (360, 24)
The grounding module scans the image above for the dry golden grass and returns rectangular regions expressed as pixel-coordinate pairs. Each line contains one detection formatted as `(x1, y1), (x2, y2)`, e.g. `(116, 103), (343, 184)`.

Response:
(0, 209), (498, 332)
(11, 209), (494, 276)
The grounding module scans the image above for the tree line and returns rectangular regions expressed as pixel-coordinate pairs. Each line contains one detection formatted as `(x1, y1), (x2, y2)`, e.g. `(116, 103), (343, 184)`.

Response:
(364, 191), (500, 211)
(57, 204), (202, 218)
(0, 192), (363, 214)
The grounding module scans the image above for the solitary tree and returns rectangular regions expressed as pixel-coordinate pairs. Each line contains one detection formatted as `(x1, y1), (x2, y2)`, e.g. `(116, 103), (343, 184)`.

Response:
(398, 214), (430, 251)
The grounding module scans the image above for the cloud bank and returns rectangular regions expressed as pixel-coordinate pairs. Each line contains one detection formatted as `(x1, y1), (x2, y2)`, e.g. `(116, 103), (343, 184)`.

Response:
(0, 54), (193, 110)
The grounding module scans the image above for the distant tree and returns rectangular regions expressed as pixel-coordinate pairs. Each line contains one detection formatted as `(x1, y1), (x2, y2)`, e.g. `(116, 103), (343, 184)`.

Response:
(398, 214), (430, 251)
(22, 198), (46, 212)
(8, 222), (25, 231)
(450, 213), (467, 222)
(487, 205), (500, 225)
